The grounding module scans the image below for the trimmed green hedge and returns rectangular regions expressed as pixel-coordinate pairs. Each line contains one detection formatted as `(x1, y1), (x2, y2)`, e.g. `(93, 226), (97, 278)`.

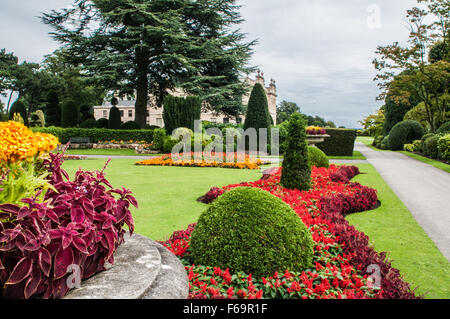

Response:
(316, 129), (357, 156)
(32, 127), (154, 144)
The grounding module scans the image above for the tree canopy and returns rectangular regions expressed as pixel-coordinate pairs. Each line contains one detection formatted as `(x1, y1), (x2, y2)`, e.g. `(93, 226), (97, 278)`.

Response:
(42, 0), (256, 128)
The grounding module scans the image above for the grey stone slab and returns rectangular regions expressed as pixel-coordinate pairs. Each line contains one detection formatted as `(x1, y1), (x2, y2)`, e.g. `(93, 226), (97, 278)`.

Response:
(64, 233), (163, 299)
(142, 242), (189, 299)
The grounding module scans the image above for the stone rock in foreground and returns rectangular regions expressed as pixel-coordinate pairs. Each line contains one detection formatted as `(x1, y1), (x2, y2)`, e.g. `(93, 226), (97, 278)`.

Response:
(64, 233), (188, 299)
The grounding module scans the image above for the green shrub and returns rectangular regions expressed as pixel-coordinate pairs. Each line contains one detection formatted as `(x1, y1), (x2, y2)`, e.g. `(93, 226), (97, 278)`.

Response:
(420, 133), (436, 153)
(308, 146), (329, 168)
(373, 135), (383, 148)
(387, 120), (424, 151)
(436, 121), (450, 134)
(423, 135), (440, 159)
(189, 187), (314, 278)
(316, 129), (357, 156)
(437, 134), (450, 162)
(281, 113), (311, 191)
(122, 121), (140, 130)
(80, 118), (99, 129)
(380, 135), (390, 150)
(108, 106), (122, 129)
(9, 99), (28, 126)
(162, 95), (202, 134)
(152, 128), (166, 150)
(162, 136), (179, 153)
(61, 99), (79, 128)
(97, 118), (109, 128)
(31, 127), (154, 144)
(403, 144), (415, 152)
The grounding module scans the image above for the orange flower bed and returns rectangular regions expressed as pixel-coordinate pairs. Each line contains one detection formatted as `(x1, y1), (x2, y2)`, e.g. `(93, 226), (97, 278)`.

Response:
(0, 121), (59, 164)
(136, 153), (267, 170)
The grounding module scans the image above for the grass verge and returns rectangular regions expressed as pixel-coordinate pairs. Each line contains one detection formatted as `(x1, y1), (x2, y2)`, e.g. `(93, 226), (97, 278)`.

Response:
(328, 151), (366, 160)
(400, 151), (450, 173)
(349, 163), (450, 299)
(55, 148), (161, 156)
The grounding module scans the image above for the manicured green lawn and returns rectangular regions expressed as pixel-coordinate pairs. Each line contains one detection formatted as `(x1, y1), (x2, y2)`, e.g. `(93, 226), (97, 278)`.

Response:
(400, 151), (450, 173)
(56, 148), (160, 156)
(328, 151), (366, 160)
(356, 136), (374, 145)
(62, 158), (450, 298)
(62, 158), (262, 241)
(349, 163), (450, 299)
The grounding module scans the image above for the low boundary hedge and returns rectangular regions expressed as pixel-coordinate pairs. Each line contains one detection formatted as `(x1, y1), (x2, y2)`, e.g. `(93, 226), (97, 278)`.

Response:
(316, 128), (357, 156)
(32, 127), (154, 144)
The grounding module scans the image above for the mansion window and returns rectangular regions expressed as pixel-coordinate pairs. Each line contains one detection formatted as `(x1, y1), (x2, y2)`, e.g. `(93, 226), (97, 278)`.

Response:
(103, 110), (107, 118)
(128, 110), (133, 118)
(223, 118), (230, 124)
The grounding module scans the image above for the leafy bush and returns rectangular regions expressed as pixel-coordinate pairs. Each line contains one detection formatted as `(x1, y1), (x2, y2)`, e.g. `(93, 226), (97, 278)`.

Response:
(97, 118), (109, 129)
(80, 118), (99, 129)
(122, 121), (140, 130)
(152, 128), (166, 150)
(380, 135), (390, 150)
(31, 127), (154, 144)
(373, 135), (383, 148)
(387, 120), (424, 151)
(108, 106), (122, 129)
(316, 129), (357, 156)
(403, 144), (415, 152)
(189, 187), (314, 278)
(423, 134), (440, 159)
(437, 134), (450, 161)
(162, 136), (179, 154)
(307, 146), (329, 168)
(436, 121), (450, 134)
(0, 153), (136, 299)
(420, 133), (435, 152)
(281, 113), (311, 191)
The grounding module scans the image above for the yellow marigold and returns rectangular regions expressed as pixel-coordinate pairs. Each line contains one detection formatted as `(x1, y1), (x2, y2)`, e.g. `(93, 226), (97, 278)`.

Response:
(0, 121), (60, 164)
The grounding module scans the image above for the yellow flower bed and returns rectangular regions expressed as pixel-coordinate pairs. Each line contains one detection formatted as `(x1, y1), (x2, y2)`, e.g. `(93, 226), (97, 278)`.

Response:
(0, 121), (59, 164)
(136, 153), (265, 170)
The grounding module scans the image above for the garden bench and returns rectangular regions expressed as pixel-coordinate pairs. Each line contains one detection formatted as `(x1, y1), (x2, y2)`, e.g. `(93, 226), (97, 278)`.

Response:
(69, 137), (91, 144)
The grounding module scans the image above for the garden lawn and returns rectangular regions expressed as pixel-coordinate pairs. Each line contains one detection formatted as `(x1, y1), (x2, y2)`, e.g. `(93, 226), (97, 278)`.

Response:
(349, 163), (450, 299)
(399, 151), (450, 173)
(55, 149), (159, 156)
(328, 151), (366, 160)
(356, 136), (374, 145)
(62, 158), (263, 240)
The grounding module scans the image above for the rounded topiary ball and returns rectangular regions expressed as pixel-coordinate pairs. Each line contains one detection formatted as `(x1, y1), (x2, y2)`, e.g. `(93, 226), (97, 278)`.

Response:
(387, 120), (424, 151)
(308, 146), (329, 168)
(189, 187), (315, 278)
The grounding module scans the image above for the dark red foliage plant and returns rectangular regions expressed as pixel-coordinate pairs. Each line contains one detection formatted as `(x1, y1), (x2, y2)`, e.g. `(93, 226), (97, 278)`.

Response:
(197, 187), (224, 204)
(0, 153), (137, 299)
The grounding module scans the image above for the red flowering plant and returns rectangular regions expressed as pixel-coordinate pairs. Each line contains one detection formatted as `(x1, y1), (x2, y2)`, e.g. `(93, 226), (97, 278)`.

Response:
(161, 165), (420, 299)
(0, 152), (137, 299)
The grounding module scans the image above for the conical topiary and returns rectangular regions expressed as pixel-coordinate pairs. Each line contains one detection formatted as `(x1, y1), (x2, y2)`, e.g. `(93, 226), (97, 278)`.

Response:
(45, 90), (61, 127)
(61, 99), (79, 128)
(108, 106), (122, 129)
(243, 83), (272, 148)
(280, 112), (311, 191)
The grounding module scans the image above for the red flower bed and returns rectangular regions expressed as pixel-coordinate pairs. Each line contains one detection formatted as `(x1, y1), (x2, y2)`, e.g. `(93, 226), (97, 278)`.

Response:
(161, 165), (420, 299)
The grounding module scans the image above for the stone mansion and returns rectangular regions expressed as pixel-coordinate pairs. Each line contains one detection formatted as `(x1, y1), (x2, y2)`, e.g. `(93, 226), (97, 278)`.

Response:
(93, 71), (277, 127)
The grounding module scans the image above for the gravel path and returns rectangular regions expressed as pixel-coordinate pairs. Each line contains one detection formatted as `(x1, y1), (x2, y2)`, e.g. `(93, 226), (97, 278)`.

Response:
(355, 142), (450, 261)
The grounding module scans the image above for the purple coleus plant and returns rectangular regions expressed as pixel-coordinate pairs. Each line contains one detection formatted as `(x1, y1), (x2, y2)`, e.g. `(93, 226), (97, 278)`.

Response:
(0, 153), (137, 299)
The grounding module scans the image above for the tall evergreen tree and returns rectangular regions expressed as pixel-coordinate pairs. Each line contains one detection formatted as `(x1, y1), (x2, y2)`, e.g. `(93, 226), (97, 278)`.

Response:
(280, 113), (311, 191)
(45, 90), (61, 127)
(42, 0), (255, 128)
(243, 83), (272, 139)
(163, 95), (202, 134)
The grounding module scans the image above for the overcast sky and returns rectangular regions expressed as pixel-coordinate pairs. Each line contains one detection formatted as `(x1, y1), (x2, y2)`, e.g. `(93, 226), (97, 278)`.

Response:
(0, 0), (418, 128)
